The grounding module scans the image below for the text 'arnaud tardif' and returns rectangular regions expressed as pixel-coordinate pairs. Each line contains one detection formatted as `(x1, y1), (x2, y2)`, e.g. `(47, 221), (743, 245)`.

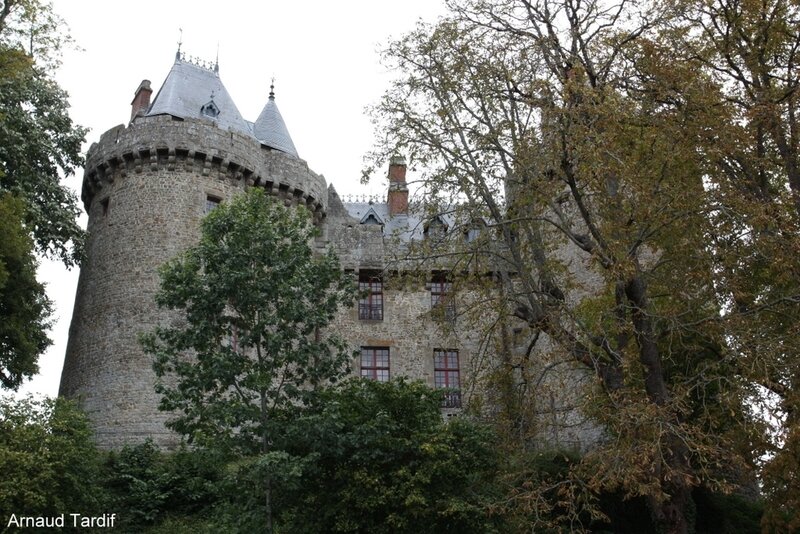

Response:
(6, 513), (117, 528)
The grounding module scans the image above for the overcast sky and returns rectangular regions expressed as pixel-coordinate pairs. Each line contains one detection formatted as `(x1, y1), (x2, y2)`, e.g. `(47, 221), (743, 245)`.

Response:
(16, 0), (445, 398)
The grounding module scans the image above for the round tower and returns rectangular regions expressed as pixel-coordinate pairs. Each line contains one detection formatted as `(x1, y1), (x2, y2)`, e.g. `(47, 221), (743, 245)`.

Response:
(60, 55), (327, 448)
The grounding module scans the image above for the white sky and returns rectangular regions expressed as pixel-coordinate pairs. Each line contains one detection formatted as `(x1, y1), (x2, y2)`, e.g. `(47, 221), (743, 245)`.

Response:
(17, 0), (445, 398)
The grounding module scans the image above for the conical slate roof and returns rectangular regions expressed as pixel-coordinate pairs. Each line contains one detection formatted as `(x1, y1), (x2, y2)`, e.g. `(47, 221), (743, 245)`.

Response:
(146, 54), (251, 136)
(253, 86), (299, 158)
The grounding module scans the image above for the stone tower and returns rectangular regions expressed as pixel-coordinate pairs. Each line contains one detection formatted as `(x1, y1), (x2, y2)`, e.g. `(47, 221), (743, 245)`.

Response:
(60, 53), (327, 448)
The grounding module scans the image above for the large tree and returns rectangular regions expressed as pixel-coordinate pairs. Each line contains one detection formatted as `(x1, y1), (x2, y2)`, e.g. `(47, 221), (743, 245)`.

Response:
(0, 193), (52, 389)
(142, 188), (356, 533)
(0, 0), (86, 266)
(0, 0), (85, 390)
(675, 2), (800, 529)
(369, 1), (787, 531)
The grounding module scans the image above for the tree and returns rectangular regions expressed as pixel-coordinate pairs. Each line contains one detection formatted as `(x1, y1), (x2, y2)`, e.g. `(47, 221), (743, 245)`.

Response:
(142, 188), (356, 533)
(0, 0), (86, 266)
(0, 395), (101, 520)
(369, 1), (773, 531)
(0, 193), (51, 389)
(0, 0), (85, 390)
(267, 378), (505, 533)
(674, 2), (800, 529)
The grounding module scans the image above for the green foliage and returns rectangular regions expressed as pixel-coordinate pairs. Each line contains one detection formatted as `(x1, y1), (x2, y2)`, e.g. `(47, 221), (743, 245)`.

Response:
(0, 193), (52, 389)
(84, 381), (506, 533)
(143, 188), (356, 453)
(0, 395), (100, 520)
(143, 188), (356, 531)
(0, 1), (86, 266)
(0, 0), (83, 391)
(367, 0), (797, 529)
(102, 442), (224, 531)
(692, 487), (762, 534)
(268, 378), (505, 533)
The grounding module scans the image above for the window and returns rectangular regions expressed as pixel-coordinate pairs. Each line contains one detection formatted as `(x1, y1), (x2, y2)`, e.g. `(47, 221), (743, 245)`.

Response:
(434, 349), (461, 408)
(101, 197), (110, 217)
(201, 100), (220, 118)
(424, 216), (447, 239)
(362, 213), (382, 226)
(358, 272), (383, 320)
(361, 347), (389, 382)
(465, 227), (481, 243)
(206, 195), (221, 214)
(430, 273), (455, 320)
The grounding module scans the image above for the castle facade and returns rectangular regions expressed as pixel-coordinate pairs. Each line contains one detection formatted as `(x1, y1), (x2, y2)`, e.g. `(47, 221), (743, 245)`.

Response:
(59, 53), (492, 448)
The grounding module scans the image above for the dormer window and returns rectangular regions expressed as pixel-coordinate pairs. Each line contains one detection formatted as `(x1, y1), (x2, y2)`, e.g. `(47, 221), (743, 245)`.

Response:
(465, 227), (481, 243)
(201, 100), (220, 118)
(363, 214), (381, 225)
(424, 216), (447, 239)
(359, 207), (385, 231)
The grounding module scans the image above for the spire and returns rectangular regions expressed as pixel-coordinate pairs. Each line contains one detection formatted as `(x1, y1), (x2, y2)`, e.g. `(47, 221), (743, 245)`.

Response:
(253, 80), (298, 158)
(214, 42), (219, 73)
(176, 28), (183, 61)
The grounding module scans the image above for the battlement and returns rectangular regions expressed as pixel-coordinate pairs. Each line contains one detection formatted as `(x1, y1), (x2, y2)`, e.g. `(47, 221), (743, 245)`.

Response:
(82, 115), (327, 219)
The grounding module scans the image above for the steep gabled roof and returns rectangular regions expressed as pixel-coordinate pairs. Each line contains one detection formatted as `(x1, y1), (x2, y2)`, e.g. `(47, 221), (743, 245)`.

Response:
(146, 54), (251, 136)
(253, 85), (299, 158)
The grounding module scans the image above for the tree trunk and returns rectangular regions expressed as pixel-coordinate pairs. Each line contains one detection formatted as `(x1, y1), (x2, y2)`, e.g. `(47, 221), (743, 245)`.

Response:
(625, 274), (692, 534)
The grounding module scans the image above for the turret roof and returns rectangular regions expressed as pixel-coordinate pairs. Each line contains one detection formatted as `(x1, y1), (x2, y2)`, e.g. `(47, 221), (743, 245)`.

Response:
(253, 84), (299, 158)
(147, 54), (251, 135)
(145, 53), (299, 158)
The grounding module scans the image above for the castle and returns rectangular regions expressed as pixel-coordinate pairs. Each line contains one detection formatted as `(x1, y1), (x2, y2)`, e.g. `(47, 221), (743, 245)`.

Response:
(60, 51), (595, 449)
(59, 51), (468, 448)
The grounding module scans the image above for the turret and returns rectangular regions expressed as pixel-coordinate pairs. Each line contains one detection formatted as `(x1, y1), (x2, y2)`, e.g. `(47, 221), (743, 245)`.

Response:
(60, 53), (327, 448)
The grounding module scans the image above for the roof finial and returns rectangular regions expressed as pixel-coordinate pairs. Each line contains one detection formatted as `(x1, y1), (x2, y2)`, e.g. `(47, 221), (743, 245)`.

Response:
(176, 28), (183, 60)
(269, 76), (275, 100)
(214, 41), (219, 73)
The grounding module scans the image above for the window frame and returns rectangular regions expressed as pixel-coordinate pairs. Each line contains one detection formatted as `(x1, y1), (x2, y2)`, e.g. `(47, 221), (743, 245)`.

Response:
(360, 346), (390, 382)
(430, 273), (455, 320)
(434, 349), (461, 408)
(205, 195), (221, 214)
(358, 272), (384, 321)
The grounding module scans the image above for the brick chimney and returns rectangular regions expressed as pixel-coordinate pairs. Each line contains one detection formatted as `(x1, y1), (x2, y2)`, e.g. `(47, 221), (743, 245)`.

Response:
(387, 155), (409, 216)
(129, 80), (152, 123)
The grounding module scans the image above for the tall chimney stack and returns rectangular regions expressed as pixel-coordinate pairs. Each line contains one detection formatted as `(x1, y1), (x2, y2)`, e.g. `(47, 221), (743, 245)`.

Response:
(387, 155), (409, 216)
(130, 80), (152, 123)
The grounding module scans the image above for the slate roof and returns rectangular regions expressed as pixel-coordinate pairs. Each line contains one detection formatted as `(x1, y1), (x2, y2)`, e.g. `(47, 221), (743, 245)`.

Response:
(343, 201), (455, 242)
(145, 54), (299, 158)
(253, 88), (299, 158)
(147, 55), (250, 135)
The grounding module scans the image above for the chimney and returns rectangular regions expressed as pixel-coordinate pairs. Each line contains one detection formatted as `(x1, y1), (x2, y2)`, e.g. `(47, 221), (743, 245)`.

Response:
(130, 80), (152, 123)
(387, 155), (409, 216)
